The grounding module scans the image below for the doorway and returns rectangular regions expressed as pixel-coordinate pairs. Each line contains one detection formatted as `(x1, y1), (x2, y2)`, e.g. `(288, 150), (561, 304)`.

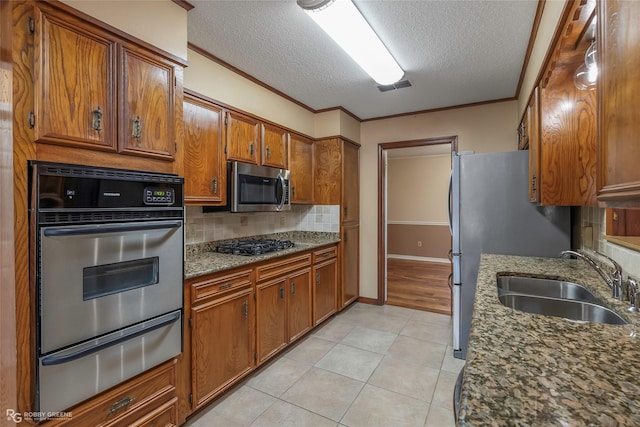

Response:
(377, 136), (458, 313)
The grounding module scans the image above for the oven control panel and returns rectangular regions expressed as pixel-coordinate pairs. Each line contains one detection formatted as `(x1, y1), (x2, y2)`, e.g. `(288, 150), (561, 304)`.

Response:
(144, 187), (175, 205)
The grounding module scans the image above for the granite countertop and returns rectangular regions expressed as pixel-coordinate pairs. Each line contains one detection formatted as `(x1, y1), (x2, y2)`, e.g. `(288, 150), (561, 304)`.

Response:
(184, 231), (340, 279)
(459, 254), (640, 426)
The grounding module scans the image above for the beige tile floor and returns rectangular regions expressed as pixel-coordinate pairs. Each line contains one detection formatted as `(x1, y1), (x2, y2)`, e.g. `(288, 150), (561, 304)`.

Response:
(185, 302), (465, 427)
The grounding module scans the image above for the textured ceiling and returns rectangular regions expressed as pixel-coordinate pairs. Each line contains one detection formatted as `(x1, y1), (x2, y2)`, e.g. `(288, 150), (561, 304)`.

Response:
(187, 0), (538, 120)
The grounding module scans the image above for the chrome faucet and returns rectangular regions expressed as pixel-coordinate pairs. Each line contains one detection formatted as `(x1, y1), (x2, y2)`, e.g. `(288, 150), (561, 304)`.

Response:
(560, 250), (622, 299)
(596, 251), (624, 299)
(628, 279), (639, 312)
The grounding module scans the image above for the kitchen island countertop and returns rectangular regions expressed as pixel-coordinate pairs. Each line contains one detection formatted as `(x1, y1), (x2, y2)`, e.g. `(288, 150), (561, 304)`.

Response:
(185, 231), (340, 279)
(459, 254), (640, 426)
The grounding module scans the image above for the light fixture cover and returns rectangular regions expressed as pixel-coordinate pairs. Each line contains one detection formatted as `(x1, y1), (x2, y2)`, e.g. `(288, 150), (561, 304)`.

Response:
(298, 0), (404, 85)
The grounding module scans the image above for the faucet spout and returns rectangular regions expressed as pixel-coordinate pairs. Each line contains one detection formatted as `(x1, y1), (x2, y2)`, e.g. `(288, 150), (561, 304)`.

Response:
(560, 250), (621, 298)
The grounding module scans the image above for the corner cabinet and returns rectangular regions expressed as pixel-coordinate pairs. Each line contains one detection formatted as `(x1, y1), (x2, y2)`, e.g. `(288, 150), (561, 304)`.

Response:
(32, 2), (181, 162)
(183, 93), (226, 205)
(314, 138), (360, 310)
(596, 0), (640, 206)
(288, 134), (314, 203)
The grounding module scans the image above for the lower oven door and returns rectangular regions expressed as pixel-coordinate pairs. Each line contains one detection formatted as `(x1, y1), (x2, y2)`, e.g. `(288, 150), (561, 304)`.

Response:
(39, 220), (183, 354)
(37, 309), (182, 416)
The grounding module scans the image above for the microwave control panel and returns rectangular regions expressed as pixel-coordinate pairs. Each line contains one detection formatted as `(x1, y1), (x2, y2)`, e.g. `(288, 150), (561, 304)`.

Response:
(144, 187), (175, 205)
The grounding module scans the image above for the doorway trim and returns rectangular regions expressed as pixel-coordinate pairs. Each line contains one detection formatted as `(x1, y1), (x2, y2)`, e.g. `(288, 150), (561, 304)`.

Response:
(376, 136), (458, 304)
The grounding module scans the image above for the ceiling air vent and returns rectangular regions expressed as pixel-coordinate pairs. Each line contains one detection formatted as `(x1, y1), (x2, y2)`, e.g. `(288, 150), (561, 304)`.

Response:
(377, 79), (412, 92)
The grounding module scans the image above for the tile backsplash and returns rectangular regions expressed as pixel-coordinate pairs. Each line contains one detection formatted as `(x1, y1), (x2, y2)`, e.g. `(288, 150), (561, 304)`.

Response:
(185, 205), (340, 244)
(579, 206), (640, 278)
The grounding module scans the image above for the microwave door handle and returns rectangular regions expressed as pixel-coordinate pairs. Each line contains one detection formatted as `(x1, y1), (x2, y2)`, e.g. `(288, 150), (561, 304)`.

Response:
(275, 174), (285, 210)
(43, 220), (182, 237)
(40, 311), (181, 366)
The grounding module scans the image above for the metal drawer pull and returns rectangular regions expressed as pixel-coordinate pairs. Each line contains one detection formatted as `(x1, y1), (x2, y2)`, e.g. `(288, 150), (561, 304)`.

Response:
(219, 282), (234, 291)
(109, 396), (135, 414)
(212, 177), (218, 194)
(291, 282), (296, 295)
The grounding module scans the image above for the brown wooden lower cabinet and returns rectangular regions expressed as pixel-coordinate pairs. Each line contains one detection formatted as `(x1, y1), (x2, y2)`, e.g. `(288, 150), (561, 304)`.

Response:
(341, 224), (360, 309)
(190, 286), (254, 409)
(312, 246), (338, 325)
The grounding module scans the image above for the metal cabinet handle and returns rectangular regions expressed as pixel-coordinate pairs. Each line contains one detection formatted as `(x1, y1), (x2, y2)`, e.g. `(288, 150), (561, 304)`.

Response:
(242, 300), (249, 317)
(292, 186), (296, 197)
(132, 116), (142, 141)
(316, 272), (320, 285)
(291, 282), (296, 295)
(266, 146), (271, 159)
(91, 107), (102, 134)
(249, 143), (255, 156)
(279, 286), (285, 300)
(212, 177), (218, 194)
(219, 281), (233, 291)
(109, 396), (135, 414)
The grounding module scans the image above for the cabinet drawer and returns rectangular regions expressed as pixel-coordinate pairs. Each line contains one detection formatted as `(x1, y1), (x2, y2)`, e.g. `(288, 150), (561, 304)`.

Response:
(191, 269), (253, 304)
(117, 397), (178, 427)
(47, 360), (176, 426)
(255, 253), (311, 283)
(312, 246), (337, 263)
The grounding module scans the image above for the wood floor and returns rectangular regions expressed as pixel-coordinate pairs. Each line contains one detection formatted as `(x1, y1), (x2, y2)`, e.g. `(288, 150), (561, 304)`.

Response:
(386, 258), (452, 315)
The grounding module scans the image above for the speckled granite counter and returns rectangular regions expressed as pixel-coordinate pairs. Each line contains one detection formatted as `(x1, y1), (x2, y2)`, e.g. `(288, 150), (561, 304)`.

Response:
(458, 254), (640, 426)
(185, 231), (340, 279)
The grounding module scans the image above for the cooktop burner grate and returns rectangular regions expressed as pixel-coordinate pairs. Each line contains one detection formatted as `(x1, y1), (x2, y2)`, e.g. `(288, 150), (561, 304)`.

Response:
(216, 239), (295, 256)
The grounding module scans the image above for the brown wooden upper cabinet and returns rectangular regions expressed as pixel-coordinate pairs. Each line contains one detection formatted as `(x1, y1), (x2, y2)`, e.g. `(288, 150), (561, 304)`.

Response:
(33, 3), (179, 161)
(288, 134), (314, 204)
(183, 93), (226, 205)
(261, 123), (288, 169)
(528, 0), (597, 206)
(596, 0), (640, 207)
(225, 111), (289, 169)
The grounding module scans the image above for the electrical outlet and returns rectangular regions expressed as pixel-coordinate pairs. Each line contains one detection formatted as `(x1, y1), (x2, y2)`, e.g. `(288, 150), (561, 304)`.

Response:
(417, 241), (422, 247)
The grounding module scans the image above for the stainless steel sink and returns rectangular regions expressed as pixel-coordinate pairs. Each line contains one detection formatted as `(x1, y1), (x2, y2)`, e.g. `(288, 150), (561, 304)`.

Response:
(498, 293), (628, 325)
(497, 275), (599, 302)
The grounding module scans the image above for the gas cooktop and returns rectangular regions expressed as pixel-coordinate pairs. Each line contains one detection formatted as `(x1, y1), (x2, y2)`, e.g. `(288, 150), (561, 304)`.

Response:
(215, 239), (295, 256)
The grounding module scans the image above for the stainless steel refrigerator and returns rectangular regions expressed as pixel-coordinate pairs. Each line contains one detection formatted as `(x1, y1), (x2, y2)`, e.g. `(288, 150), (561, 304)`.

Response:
(449, 150), (571, 359)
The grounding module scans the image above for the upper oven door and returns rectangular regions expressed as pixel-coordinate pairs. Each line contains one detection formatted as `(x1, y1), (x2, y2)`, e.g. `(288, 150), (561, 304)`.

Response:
(39, 220), (183, 354)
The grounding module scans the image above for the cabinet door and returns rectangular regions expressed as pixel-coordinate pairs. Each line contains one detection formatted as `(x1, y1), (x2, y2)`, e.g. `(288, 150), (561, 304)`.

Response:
(261, 124), (288, 169)
(342, 142), (360, 222)
(191, 289), (253, 409)
(341, 224), (359, 309)
(256, 277), (287, 364)
(288, 268), (312, 342)
(289, 134), (314, 204)
(226, 111), (260, 164)
(183, 95), (225, 205)
(528, 87), (540, 203)
(34, 6), (116, 150)
(313, 258), (338, 325)
(314, 138), (342, 205)
(597, 0), (640, 204)
(120, 46), (175, 161)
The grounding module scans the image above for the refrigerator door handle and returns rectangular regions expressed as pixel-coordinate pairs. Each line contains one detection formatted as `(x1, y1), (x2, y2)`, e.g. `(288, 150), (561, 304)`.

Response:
(453, 283), (461, 351)
(448, 169), (453, 235)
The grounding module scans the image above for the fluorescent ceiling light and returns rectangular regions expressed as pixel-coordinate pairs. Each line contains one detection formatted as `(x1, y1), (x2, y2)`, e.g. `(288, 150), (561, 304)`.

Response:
(298, 0), (404, 85)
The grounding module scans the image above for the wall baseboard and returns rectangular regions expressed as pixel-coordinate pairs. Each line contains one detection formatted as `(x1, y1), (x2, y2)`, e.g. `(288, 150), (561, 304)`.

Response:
(387, 254), (450, 264)
(387, 220), (449, 226)
(357, 297), (380, 305)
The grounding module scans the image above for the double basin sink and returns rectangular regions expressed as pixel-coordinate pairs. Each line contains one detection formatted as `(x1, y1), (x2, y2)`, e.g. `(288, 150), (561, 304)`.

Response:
(497, 275), (628, 325)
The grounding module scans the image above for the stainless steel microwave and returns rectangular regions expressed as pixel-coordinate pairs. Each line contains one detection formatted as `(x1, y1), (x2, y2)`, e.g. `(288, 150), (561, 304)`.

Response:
(206, 161), (291, 213)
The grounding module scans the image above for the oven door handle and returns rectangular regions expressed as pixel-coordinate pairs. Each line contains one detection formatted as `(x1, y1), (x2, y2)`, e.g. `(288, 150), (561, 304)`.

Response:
(43, 220), (183, 237)
(40, 310), (181, 366)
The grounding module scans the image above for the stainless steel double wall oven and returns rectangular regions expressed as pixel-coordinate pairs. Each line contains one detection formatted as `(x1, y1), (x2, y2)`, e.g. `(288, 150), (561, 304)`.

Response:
(31, 162), (184, 415)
